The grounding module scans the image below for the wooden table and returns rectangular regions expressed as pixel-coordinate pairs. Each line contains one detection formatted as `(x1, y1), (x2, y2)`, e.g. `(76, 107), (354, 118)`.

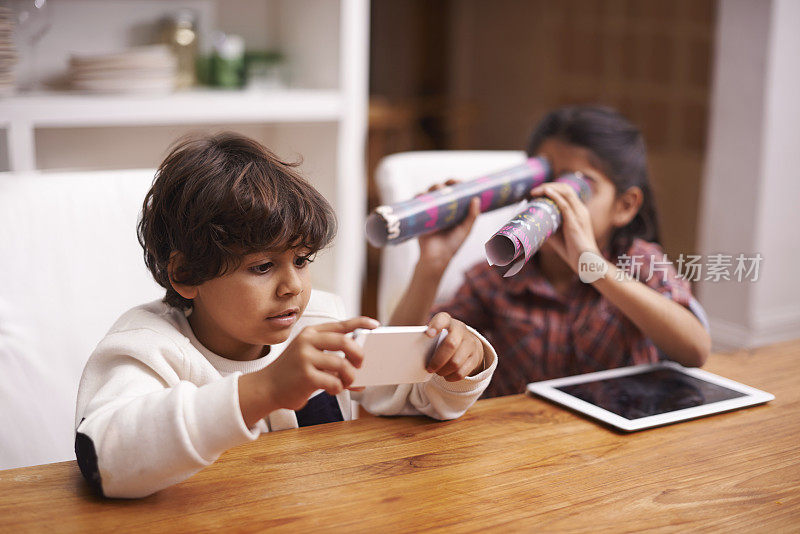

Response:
(2, 340), (799, 532)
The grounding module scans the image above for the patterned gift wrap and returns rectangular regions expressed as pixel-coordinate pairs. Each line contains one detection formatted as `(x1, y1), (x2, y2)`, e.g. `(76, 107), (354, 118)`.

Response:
(485, 172), (591, 277)
(365, 158), (550, 247)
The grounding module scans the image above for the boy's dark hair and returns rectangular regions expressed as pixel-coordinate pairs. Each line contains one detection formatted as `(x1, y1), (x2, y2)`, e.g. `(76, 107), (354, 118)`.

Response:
(137, 132), (337, 309)
(526, 106), (660, 256)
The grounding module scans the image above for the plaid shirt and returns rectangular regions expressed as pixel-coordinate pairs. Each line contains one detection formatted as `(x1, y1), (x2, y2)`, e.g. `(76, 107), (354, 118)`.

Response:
(433, 239), (694, 398)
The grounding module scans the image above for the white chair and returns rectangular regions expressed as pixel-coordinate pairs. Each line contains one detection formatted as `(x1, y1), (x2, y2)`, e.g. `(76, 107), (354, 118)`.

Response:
(374, 150), (527, 323)
(0, 169), (164, 469)
(0, 169), (350, 470)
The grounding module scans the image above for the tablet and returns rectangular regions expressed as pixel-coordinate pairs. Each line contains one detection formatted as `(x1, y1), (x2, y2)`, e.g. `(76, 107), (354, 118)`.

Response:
(526, 362), (774, 432)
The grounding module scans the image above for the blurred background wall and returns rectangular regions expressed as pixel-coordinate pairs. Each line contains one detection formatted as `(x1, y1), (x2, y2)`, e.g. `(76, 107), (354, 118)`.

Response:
(697, 0), (800, 349)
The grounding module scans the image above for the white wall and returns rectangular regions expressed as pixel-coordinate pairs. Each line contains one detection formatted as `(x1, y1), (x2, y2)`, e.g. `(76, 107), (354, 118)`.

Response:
(698, 0), (800, 349)
(752, 0), (800, 345)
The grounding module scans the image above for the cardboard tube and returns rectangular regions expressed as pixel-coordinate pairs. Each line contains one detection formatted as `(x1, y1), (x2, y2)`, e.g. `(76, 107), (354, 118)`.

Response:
(366, 158), (550, 247)
(485, 172), (591, 277)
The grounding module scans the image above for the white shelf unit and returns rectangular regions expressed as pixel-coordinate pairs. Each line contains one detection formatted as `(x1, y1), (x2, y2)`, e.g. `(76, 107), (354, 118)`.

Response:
(0, 0), (369, 315)
(0, 89), (345, 170)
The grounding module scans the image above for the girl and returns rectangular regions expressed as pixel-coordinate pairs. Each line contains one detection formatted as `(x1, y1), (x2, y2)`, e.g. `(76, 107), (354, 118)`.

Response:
(390, 106), (711, 397)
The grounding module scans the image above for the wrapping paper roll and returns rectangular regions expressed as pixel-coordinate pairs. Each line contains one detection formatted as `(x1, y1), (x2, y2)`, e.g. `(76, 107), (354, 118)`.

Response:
(485, 172), (591, 277)
(366, 158), (550, 247)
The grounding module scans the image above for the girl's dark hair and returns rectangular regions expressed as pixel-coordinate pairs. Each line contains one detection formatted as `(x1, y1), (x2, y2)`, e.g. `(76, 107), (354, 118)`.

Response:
(526, 106), (660, 255)
(138, 132), (337, 309)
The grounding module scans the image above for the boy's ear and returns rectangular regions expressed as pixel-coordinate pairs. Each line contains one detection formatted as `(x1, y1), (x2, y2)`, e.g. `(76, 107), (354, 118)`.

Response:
(612, 186), (643, 228)
(167, 251), (199, 300)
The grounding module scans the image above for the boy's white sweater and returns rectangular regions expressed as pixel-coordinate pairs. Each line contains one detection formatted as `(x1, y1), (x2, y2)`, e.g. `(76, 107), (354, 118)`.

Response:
(74, 291), (497, 498)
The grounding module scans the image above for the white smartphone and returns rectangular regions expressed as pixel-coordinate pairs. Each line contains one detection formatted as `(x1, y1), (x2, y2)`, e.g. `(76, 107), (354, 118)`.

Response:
(350, 326), (447, 387)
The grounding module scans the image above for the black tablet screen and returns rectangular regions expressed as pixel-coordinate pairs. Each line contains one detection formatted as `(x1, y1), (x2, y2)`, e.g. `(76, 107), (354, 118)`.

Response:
(555, 368), (746, 420)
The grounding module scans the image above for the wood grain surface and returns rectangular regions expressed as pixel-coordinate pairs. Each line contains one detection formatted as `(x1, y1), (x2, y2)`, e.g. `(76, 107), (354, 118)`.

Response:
(1, 340), (798, 533)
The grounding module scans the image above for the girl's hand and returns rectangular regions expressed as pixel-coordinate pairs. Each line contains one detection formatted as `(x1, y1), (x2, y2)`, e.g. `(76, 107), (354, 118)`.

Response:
(424, 312), (485, 382)
(529, 182), (601, 273)
(417, 180), (481, 275)
(258, 317), (379, 411)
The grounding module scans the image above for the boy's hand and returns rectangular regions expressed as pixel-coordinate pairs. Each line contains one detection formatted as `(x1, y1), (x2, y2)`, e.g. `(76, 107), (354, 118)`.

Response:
(424, 312), (485, 382)
(249, 317), (379, 417)
(417, 180), (481, 275)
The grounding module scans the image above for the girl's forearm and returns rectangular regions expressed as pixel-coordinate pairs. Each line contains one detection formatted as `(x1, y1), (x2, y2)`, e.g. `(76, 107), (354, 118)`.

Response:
(389, 262), (445, 326)
(592, 262), (711, 367)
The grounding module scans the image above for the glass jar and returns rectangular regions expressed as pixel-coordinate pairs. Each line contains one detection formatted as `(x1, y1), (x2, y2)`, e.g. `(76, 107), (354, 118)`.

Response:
(163, 10), (198, 89)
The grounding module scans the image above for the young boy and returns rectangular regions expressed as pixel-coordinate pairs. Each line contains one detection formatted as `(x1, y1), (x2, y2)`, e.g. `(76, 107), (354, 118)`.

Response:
(74, 133), (497, 498)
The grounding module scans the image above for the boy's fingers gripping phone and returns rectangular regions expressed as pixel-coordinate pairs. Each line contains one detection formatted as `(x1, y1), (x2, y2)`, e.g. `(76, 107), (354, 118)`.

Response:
(320, 316), (379, 334)
(426, 312), (453, 338)
(426, 328), (453, 373)
(351, 328), (365, 341)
